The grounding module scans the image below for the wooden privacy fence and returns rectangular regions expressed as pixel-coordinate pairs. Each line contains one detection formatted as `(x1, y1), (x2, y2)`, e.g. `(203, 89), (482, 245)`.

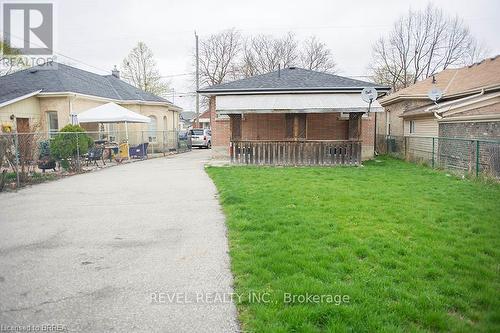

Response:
(230, 140), (362, 166)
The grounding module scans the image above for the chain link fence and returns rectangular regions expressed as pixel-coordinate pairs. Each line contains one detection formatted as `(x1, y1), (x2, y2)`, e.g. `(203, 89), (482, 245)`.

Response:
(377, 134), (500, 179)
(0, 129), (192, 191)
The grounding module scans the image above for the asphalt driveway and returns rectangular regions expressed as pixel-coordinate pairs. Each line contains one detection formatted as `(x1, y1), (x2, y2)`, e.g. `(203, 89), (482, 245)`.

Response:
(0, 149), (238, 332)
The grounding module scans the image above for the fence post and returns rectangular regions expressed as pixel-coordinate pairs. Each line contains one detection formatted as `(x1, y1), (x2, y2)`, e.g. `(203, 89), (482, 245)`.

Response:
(404, 136), (408, 160)
(431, 137), (435, 168)
(476, 140), (480, 178)
(14, 131), (20, 189)
(76, 132), (81, 171)
(162, 130), (166, 156)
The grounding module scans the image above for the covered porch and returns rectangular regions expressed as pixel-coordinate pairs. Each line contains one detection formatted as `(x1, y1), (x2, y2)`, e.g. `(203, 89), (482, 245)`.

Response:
(227, 112), (366, 165)
(199, 66), (389, 166)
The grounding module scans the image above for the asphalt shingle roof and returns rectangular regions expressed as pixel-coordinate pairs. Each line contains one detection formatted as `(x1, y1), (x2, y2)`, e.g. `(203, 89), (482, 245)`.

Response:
(0, 62), (173, 105)
(198, 67), (389, 93)
(380, 55), (500, 105)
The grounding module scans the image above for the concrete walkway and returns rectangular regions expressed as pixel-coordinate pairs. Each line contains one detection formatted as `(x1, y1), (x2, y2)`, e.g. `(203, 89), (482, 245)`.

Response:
(0, 150), (238, 332)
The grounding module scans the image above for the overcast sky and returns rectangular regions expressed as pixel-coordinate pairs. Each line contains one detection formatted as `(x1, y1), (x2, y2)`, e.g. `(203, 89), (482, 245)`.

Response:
(22, 0), (500, 111)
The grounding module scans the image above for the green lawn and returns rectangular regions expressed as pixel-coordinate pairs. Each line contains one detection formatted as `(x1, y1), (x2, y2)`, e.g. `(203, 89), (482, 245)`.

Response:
(206, 157), (500, 333)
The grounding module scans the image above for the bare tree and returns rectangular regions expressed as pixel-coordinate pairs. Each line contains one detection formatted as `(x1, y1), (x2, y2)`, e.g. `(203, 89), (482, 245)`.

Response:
(241, 32), (299, 77)
(370, 4), (487, 91)
(0, 39), (25, 76)
(300, 36), (337, 73)
(197, 30), (339, 85)
(198, 28), (242, 86)
(120, 42), (169, 97)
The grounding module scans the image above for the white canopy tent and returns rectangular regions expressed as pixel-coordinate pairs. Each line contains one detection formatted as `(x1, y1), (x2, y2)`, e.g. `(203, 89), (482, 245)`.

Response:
(75, 102), (150, 142)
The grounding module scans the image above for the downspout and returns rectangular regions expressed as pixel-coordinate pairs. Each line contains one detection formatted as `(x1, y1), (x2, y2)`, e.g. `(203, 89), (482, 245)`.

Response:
(433, 109), (443, 120)
(69, 94), (77, 124)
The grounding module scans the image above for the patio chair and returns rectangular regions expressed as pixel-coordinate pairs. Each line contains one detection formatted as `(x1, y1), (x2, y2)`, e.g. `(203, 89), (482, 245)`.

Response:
(129, 143), (149, 159)
(86, 146), (105, 166)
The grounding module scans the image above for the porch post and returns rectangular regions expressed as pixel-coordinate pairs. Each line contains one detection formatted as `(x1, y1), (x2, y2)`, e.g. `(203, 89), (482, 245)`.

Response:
(348, 112), (363, 164)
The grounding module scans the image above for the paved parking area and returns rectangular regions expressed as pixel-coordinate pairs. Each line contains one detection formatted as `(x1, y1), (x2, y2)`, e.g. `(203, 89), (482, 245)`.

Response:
(0, 149), (238, 332)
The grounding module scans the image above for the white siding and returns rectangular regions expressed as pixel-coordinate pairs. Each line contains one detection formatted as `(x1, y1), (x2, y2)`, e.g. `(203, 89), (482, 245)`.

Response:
(216, 93), (383, 113)
(0, 96), (41, 130)
(404, 117), (439, 161)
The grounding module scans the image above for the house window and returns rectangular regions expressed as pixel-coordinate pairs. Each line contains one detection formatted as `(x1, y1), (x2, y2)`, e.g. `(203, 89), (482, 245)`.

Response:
(148, 116), (157, 142)
(47, 111), (58, 137)
(163, 116), (168, 132)
(409, 120), (416, 134)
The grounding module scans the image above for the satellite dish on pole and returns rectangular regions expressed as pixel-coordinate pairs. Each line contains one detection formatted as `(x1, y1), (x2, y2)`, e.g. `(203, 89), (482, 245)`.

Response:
(427, 87), (443, 103)
(361, 87), (378, 103)
(361, 87), (378, 113)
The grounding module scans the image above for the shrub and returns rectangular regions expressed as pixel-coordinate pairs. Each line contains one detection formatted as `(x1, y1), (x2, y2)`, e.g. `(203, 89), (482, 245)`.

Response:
(50, 124), (93, 171)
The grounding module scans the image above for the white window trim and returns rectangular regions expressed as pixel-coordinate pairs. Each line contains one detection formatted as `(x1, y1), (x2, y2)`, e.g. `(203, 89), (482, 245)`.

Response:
(46, 111), (59, 137)
(409, 120), (416, 134)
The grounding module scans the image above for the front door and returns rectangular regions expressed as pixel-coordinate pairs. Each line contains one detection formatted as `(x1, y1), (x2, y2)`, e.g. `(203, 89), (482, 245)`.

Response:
(15, 118), (32, 165)
(16, 118), (29, 133)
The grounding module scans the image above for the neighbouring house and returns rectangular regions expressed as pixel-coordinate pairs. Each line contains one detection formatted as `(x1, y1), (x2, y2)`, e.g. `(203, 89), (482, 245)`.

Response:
(193, 110), (211, 129)
(198, 67), (390, 165)
(377, 56), (500, 148)
(0, 62), (182, 147)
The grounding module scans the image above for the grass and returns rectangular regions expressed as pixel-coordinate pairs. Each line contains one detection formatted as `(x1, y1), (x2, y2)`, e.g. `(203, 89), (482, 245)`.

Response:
(206, 157), (500, 332)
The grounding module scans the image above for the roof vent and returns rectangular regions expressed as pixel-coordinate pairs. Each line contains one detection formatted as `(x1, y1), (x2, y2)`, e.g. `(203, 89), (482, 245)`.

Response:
(289, 66), (297, 70)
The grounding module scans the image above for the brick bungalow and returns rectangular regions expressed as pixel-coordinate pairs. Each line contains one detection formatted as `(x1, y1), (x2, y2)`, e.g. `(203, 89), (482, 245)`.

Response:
(198, 67), (389, 165)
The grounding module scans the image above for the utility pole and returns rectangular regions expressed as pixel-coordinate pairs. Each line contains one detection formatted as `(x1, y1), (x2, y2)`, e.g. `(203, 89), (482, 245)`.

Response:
(195, 31), (200, 128)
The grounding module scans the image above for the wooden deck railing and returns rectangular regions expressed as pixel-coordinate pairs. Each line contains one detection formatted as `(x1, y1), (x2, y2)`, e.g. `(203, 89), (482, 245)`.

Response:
(230, 140), (362, 166)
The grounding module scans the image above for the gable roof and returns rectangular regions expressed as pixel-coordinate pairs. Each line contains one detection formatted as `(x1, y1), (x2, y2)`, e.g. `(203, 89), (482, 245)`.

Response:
(196, 110), (211, 120)
(380, 55), (500, 106)
(198, 67), (390, 94)
(0, 62), (180, 108)
(180, 111), (196, 121)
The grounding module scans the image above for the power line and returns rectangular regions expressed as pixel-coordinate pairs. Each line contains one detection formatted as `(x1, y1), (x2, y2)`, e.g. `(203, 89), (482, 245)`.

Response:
(160, 73), (194, 78)
(5, 33), (376, 94)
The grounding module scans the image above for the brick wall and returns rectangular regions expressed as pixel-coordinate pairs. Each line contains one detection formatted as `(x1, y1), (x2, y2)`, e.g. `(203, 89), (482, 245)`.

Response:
(306, 113), (348, 140)
(361, 114), (375, 159)
(240, 113), (354, 140)
(439, 121), (500, 140)
(210, 96), (231, 159)
(241, 114), (286, 139)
